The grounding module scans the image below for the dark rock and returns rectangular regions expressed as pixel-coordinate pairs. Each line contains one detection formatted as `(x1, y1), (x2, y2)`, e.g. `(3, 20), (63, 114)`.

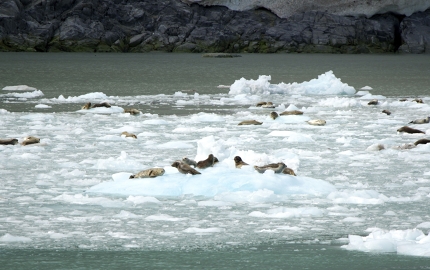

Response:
(0, 0), (428, 53)
(399, 9), (430, 53)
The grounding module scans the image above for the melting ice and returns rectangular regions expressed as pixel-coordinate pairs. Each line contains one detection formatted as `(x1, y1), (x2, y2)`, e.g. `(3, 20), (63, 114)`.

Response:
(1, 71), (430, 256)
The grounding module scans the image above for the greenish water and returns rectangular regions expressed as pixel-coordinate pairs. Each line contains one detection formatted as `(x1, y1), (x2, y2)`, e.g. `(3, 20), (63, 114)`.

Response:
(1, 52), (430, 269)
(2, 244), (430, 270)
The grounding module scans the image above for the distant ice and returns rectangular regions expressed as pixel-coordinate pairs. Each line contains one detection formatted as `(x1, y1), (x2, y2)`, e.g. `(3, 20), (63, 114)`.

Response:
(2, 85), (37, 91)
(35, 104), (51, 109)
(343, 228), (430, 257)
(229, 71), (355, 95)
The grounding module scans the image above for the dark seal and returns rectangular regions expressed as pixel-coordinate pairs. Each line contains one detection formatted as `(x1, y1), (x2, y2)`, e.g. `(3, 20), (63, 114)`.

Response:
(397, 126), (425, 134)
(197, 154), (219, 169)
(171, 161), (201, 175)
(0, 138), (18, 145)
(238, 120), (263, 125)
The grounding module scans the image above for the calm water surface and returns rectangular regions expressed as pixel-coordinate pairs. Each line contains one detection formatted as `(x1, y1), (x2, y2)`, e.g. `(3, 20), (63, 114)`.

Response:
(1, 52), (430, 269)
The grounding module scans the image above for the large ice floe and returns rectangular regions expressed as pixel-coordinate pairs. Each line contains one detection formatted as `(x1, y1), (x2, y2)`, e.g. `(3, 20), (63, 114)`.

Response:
(1, 71), (430, 257)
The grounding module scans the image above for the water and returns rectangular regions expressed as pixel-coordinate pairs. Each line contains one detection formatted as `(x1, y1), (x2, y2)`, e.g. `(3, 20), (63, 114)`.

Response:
(1, 52), (430, 268)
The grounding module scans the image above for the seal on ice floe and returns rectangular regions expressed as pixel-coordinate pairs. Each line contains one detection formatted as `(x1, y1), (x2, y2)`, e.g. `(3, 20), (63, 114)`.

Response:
(280, 110), (303, 116)
(270, 112), (279, 120)
(238, 120), (262, 125)
(82, 102), (112, 109)
(171, 161), (201, 175)
(256, 101), (275, 108)
(397, 126), (425, 134)
(234, 156), (249, 168)
(282, 167), (296, 176)
(254, 162), (287, 174)
(413, 98), (424, 103)
(367, 99), (379, 105)
(414, 138), (430, 145)
(197, 154), (219, 169)
(409, 116), (429, 124)
(0, 138), (18, 145)
(121, 131), (137, 139)
(307, 119), (326, 126)
(382, 110), (391, 115)
(124, 108), (141, 115)
(182, 157), (197, 167)
(129, 168), (165, 179)
(21, 136), (40, 146)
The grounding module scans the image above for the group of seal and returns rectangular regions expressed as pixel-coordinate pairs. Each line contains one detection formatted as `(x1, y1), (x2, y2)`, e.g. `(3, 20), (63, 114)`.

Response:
(234, 156), (296, 176)
(240, 102), (326, 127)
(81, 102), (141, 115)
(0, 136), (40, 146)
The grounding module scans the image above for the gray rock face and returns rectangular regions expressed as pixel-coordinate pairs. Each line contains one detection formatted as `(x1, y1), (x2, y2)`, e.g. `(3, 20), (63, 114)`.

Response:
(181, 0), (430, 19)
(0, 0), (427, 53)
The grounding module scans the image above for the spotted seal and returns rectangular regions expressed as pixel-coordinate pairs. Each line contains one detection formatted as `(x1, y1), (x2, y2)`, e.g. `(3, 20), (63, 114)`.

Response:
(270, 112), (279, 120)
(409, 117), (429, 124)
(307, 119), (326, 126)
(124, 108), (141, 115)
(256, 101), (274, 108)
(171, 161), (201, 175)
(282, 167), (296, 176)
(121, 131), (137, 139)
(254, 162), (287, 174)
(81, 102), (92, 110)
(92, 102), (111, 108)
(413, 98), (424, 103)
(0, 138), (18, 145)
(129, 168), (165, 179)
(280, 110), (303, 116)
(238, 120), (262, 125)
(382, 110), (391, 115)
(182, 157), (197, 167)
(197, 154), (219, 169)
(21, 136), (40, 146)
(367, 99), (378, 105)
(234, 156), (249, 168)
(397, 126), (425, 134)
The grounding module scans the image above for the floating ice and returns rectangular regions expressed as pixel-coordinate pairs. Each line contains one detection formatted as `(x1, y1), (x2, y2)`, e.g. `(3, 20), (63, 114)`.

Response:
(342, 228), (430, 257)
(35, 104), (51, 109)
(2, 85), (37, 91)
(0, 233), (32, 242)
(52, 92), (109, 103)
(76, 106), (124, 114)
(229, 71), (355, 96)
(7, 90), (44, 98)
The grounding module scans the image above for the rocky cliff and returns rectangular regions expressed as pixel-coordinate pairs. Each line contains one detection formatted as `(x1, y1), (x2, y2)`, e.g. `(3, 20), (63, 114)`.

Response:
(0, 0), (429, 53)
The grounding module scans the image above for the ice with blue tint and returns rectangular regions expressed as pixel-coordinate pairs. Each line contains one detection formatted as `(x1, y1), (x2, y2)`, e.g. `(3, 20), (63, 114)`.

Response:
(1, 71), (430, 257)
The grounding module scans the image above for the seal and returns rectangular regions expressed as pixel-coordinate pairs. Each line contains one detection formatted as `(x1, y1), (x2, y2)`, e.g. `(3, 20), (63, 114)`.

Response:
(121, 131), (137, 139)
(129, 168), (165, 179)
(256, 101), (274, 108)
(382, 110), (391, 115)
(197, 154), (219, 169)
(182, 157), (197, 167)
(280, 110), (303, 116)
(397, 126), (425, 134)
(413, 98), (424, 103)
(238, 120), (262, 125)
(307, 119), (326, 126)
(124, 108), (141, 115)
(254, 162), (287, 174)
(409, 116), (429, 124)
(414, 138), (430, 146)
(234, 156), (249, 168)
(282, 167), (296, 176)
(171, 161), (201, 175)
(81, 102), (92, 110)
(367, 99), (378, 105)
(92, 102), (111, 108)
(0, 138), (18, 145)
(21, 136), (40, 146)
(270, 112), (279, 120)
